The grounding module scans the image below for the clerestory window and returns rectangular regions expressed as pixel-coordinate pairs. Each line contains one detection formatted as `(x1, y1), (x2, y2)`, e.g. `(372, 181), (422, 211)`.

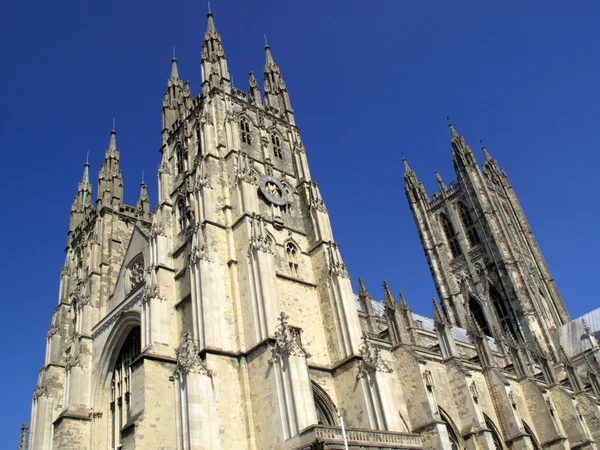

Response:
(110, 327), (141, 450)
(458, 202), (480, 247)
(440, 214), (462, 258)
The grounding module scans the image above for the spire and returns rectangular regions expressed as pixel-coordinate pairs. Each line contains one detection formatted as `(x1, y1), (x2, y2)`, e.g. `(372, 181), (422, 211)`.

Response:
(70, 155), (94, 232)
(398, 291), (410, 310)
(358, 277), (369, 297)
(447, 118), (477, 167)
(480, 140), (492, 161)
(435, 171), (446, 193)
(171, 56), (180, 79)
(98, 127), (123, 209)
(200, 10), (230, 92)
(403, 155), (412, 174)
(248, 71), (262, 107)
(432, 298), (448, 326)
(382, 281), (396, 309)
(263, 42), (295, 124)
(109, 128), (116, 151)
(136, 172), (150, 221)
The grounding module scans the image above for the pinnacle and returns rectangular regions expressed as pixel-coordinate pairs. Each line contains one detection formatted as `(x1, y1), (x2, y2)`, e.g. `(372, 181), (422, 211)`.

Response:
(447, 117), (459, 139)
(207, 11), (216, 33)
(108, 129), (117, 151)
(358, 277), (370, 297)
(382, 281), (396, 308)
(432, 298), (447, 325)
(480, 140), (492, 161)
(265, 44), (276, 68)
(403, 156), (412, 174)
(170, 57), (179, 79)
(398, 291), (409, 309)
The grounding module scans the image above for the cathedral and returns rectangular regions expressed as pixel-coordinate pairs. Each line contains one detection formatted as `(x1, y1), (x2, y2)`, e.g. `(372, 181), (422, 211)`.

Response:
(28, 11), (600, 450)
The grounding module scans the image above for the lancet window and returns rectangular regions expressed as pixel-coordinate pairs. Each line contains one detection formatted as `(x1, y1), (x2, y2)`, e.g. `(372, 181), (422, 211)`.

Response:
(177, 198), (186, 232)
(240, 118), (251, 145)
(440, 408), (463, 450)
(110, 327), (141, 450)
(286, 242), (299, 277)
(523, 422), (541, 450)
(458, 202), (480, 247)
(440, 213), (462, 258)
(272, 133), (282, 158)
(176, 145), (185, 174)
(490, 286), (517, 339)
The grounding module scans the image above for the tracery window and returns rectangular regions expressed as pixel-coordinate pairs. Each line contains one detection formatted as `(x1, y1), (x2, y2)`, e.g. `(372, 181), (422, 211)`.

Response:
(490, 286), (517, 339)
(240, 118), (251, 145)
(458, 202), (480, 246)
(286, 242), (299, 277)
(127, 255), (145, 293)
(272, 134), (282, 158)
(110, 327), (141, 450)
(177, 198), (186, 232)
(440, 213), (462, 258)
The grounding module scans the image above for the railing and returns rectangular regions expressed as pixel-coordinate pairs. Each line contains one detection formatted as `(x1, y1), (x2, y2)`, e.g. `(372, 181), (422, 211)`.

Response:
(291, 425), (423, 449)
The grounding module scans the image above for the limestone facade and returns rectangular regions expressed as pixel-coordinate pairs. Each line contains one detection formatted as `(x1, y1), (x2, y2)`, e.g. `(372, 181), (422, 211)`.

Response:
(28, 12), (600, 450)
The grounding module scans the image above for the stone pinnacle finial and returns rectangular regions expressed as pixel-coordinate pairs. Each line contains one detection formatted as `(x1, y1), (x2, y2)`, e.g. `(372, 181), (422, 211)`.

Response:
(480, 140), (492, 161)
(358, 277), (370, 297)
(398, 291), (409, 310)
(18, 423), (28, 450)
(264, 33), (269, 48)
(109, 126), (117, 151)
(382, 281), (396, 308)
(447, 116), (458, 139)
(432, 298), (447, 325)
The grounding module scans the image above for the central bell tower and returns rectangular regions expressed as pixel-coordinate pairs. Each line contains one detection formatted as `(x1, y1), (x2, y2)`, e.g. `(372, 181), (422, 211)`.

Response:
(404, 122), (569, 360)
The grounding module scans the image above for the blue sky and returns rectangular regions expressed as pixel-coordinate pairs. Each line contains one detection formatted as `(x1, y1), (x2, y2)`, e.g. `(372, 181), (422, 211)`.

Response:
(2, 0), (600, 442)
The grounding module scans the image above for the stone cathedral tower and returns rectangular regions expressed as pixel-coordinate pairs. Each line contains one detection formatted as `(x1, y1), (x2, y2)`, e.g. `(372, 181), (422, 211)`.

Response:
(28, 11), (600, 450)
(404, 123), (569, 360)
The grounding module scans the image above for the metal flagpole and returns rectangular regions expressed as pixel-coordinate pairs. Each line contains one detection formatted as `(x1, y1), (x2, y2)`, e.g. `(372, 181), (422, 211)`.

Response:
(339, 415), (349, 450)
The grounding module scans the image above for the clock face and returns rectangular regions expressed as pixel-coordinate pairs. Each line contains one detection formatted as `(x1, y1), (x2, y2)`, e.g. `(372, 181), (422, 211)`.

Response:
(258, 175), (288, 206)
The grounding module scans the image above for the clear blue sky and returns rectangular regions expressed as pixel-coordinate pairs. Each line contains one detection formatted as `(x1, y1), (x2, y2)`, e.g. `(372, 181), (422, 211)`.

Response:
(2, 0), (599, 442)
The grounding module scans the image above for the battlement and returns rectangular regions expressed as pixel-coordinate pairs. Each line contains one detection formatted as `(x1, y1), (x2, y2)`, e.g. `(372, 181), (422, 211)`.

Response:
(428, 179), (460, 208)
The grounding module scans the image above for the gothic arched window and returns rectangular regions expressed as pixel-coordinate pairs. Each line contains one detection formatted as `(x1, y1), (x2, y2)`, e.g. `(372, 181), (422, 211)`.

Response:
(484, 415), (506, 450)
(110, 327), (141, 449)
(272, 133), (282, 158)
(286, 242), (299, 277)
(311, 381), (338, 426)
(440, 408), (464, 450)
(523, 422), (542, 450)
(240, 118), (251, 145)
(469, 296), (491, 336)
(177, 198), (186, 232)
(458, 202), (480, 247)
(440, 214), (462, 258)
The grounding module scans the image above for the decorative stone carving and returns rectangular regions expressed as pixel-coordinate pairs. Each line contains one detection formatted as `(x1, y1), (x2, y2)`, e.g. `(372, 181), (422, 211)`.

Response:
(33, 383), (48, 400)
(294, 140), (306, 154)
(249, 214), (274, 254)
(158, 161), (171, 175)
(190, 244), (209, 265)
(469, 381), (479, 401)
(60, 266), (69, 277)
(150, 222), (166, 238)
(65, 354), (80, 371)
(142, 284), (165, 303)
(307, 182), (327, 213)
(423, 369), (435, 391)
(328, 243), (348, 278)
(128, 257), (145, 291)
(234, 152), (258, 185)
(269, 312), (310, 364)
(175, 330), (212, 376)
(357, 333), (392, 378)
(47, 324), (60, 338)
(194, 156), (212, 190)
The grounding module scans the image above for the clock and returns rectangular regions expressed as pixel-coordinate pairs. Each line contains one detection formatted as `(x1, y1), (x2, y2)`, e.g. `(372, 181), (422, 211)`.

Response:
(258, 175), (288, 206)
